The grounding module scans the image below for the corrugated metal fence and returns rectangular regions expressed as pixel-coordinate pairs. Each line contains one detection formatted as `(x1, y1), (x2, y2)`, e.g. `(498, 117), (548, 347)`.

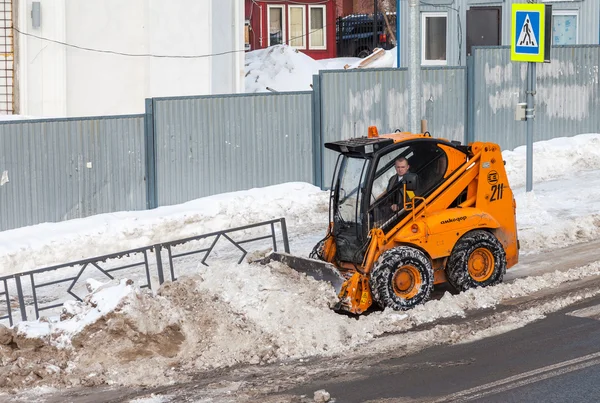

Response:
(151, 92), (314, 207)
(0, 45), (598, 231)
(471, 45), (600, 150)
(318, 67), (466, 185)
(0, 116), (146, 230)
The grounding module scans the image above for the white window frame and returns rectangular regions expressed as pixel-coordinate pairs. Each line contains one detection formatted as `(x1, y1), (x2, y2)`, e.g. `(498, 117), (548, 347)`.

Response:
(288, 5), (306, 49)
(421, 11), (448, 66)
(308, 5), (327, 50)
(552, 10), (579, 45)
(267, 5), (286, 47)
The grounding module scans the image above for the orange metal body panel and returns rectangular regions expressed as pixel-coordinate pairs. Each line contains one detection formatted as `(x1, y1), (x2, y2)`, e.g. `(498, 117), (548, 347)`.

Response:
(320, 134), (519, 313)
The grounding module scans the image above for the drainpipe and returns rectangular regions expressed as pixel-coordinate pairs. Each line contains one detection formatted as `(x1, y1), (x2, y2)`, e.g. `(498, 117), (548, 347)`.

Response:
(408, 0), (421, 134)
(396, 0), (401, 67)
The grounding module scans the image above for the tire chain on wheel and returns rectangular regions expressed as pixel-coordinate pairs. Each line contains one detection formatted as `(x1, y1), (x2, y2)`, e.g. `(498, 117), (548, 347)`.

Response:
(446, 230), (507, 292)
(370, 246), (434, 311)
(309, 238), (326, 261)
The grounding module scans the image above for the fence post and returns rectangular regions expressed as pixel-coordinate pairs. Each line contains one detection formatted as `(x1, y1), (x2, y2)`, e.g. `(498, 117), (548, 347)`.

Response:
(466, 54), (475, 144)
(312, 74), (323, 189)
(279, 218), (290, 253)
(154, 244), (165, 285)
(14, 275), (27, 322)
(144, 98), (158, 209)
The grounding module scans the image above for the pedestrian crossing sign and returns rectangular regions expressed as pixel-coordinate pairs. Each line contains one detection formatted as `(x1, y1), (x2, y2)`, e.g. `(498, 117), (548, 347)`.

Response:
(511, 4), (547, 63)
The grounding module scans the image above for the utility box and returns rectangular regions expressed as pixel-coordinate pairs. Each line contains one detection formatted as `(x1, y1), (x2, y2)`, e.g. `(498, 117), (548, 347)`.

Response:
(515, 102), (527, 121)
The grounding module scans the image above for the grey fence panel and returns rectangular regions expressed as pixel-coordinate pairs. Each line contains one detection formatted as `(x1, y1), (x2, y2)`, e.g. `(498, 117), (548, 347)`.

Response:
(471, 47), (525, 149)
(153, 92), (313, 206)
(0, 116), (146, 231)
(319, 67), (466, 187)
(421, 67), (467, 142)
(472, 46), (600, 150)
(536, 46), (600, 142)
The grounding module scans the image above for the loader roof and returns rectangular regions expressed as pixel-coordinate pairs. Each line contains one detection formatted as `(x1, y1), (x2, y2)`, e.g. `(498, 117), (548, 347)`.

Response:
(324, 132), (461, 158)
(324, 136), (394, 156)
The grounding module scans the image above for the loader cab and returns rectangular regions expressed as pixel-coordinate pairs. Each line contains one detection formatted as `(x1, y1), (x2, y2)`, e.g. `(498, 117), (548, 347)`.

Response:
(326, 135), (467, 265)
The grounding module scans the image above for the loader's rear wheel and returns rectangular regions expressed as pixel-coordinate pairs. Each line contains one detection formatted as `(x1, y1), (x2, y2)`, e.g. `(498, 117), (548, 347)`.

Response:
(370, 247), (434, 310)
(446, 230), (506, 292)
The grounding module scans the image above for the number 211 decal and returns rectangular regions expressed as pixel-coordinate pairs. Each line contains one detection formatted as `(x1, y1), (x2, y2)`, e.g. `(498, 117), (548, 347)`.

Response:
(490, 183), (504, 202)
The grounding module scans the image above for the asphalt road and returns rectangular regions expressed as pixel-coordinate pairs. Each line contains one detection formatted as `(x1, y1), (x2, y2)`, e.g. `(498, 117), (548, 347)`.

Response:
(289, 293), (600, 403)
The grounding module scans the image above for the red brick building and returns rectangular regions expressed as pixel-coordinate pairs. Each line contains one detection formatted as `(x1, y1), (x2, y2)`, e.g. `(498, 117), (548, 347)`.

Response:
(245, 1), (338, 59)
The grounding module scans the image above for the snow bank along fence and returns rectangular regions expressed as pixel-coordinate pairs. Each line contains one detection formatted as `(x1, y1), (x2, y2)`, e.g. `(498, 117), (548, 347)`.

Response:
(0, 45), (598, 231)
(0, 218), (289, 326)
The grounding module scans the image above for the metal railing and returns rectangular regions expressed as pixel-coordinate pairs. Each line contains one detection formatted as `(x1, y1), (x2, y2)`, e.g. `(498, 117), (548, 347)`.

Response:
(0, 275), (12, 325)
(0, 218), (289, 326)
(161, 218), (289, 282)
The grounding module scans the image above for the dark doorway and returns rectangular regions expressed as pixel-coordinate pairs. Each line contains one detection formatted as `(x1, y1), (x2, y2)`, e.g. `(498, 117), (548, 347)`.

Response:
(466, 7), (501, 56)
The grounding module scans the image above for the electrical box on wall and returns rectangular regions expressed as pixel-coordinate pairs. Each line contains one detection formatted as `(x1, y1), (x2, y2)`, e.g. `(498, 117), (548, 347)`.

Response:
(515, 102), (527, 121)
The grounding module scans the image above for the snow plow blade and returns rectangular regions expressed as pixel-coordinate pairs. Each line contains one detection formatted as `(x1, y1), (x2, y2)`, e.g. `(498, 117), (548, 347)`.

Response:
(261, 252), (346, 294)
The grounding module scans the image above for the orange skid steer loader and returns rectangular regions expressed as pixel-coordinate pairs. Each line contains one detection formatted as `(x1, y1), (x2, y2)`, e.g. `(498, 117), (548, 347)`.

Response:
(267, 127), (519, 315)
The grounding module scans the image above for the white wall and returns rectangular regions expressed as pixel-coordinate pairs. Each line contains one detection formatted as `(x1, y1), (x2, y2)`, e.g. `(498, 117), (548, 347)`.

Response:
(16, 0), (244, 117)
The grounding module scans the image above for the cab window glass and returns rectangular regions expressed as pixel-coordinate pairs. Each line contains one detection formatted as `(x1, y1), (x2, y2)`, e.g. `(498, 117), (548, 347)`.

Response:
(409, 142), (448, 195)
(367, 141), (448, 231)
(370, 146), (410, 204)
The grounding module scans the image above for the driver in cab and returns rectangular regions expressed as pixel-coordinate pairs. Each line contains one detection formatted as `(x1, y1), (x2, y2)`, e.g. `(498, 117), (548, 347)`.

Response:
(387, 157), (415, 212)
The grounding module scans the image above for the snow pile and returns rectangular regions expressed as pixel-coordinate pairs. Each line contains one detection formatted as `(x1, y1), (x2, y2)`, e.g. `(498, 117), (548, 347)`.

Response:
(0, 182), (328, 276)
(245, 45), (325, 93)
(515, 182), (600, 254)
(244, 44), (397, 93)
(503, 133), (600, 188)
(2, 260), (600, 390)
(14, 279), (144, 348)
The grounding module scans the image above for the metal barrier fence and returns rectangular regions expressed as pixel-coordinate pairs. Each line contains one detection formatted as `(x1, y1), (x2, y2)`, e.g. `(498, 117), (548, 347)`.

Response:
(0, 115), (146, 231)
(0, 45), (598, 231)
(317, 66), (466, 187)
(0, 218), (289, 326)
(469, 45), (600, 150)
(149, 92), (314, 208)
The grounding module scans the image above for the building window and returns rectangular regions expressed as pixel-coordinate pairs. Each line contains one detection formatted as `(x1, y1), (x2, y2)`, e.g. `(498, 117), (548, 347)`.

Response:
(422, 12), (447, 65)
(289, 5), (306, 48)
(552, 11), (578, 45)
(268, 5), (285, 46)
(309, 5), (326, 49)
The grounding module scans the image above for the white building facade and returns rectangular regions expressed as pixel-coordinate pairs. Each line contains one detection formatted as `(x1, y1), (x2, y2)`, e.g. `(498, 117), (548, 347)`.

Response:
(13, 0), (244, 117)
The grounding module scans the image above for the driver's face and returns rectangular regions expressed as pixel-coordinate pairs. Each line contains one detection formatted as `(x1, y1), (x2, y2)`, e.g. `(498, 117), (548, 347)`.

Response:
(395, 161), (409, 176)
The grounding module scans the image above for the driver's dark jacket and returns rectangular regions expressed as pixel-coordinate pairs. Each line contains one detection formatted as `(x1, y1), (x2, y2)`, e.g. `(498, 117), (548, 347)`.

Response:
(386, 174), (414, 205)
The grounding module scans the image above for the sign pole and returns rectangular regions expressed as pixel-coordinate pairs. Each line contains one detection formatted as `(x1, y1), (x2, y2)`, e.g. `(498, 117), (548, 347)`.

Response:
(526, 62), (536, 192)
(511, 3), (550, 193)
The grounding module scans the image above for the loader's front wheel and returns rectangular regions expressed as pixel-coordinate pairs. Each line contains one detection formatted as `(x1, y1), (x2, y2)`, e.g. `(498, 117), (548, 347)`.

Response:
(446, 230), (506, 292)
(370, 247), (434, 310)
